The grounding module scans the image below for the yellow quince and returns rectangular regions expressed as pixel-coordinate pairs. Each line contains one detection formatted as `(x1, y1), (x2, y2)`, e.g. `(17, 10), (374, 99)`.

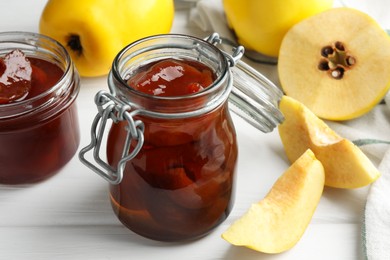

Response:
(223, 0), (333, 57)
(39, 0), (174, 77)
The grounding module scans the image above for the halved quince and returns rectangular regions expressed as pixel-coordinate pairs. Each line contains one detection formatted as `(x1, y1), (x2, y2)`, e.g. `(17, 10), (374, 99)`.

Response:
(278, 7), (390, 120)
(222, 149), (324, 254)
(278, 95), (380, 188)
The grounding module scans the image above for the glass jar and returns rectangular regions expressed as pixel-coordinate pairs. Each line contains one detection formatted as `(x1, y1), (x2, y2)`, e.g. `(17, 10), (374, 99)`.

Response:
(0, 32), (80, 184)
(80, 33), (283, 241)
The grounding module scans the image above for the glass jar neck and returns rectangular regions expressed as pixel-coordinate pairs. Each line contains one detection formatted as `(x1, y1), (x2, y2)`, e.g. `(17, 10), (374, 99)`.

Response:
(109, 34), (231, 119)
(0, 31), (79, 121)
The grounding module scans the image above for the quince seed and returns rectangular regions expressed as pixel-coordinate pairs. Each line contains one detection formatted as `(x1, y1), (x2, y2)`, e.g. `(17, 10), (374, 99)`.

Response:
(321, 46), (334, 57)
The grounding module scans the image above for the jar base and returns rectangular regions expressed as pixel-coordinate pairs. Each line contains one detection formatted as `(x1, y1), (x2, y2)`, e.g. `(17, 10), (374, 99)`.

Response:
(0, 104), (80, 185)
(110, 194), (231, 242)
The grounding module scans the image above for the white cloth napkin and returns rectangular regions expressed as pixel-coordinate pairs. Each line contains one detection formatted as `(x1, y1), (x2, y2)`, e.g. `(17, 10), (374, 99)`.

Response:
(188, 1), (390, 259)
(364, 148), (390, 260)
(329, 88), (390, 260)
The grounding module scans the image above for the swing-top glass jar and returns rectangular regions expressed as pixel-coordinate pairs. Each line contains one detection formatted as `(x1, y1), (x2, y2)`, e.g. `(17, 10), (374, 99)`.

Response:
(80, 33), (283, 241)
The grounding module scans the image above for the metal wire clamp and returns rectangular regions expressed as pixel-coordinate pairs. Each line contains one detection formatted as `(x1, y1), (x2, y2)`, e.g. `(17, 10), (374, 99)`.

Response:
(79, 90), (144, 185)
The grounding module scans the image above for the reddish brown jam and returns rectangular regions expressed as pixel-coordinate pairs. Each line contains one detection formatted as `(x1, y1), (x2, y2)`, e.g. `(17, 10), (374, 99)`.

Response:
(127, 58), (214, 96)
(0, 49), (32, 104)
(107, 58), (237, 241)
(0, 50), (80, 184)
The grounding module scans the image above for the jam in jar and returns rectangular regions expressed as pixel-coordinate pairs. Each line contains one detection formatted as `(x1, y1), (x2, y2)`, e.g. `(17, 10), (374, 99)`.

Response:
(79, 33), (284, 241)
(108, 56), (237, 241)
(0, 32), (80, 184)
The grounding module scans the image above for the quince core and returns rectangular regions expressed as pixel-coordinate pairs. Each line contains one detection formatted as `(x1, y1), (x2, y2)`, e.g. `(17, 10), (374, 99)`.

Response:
(222, 149), (324, 254)
(278, 7), (390, 120)
(278, 95), (380, 189)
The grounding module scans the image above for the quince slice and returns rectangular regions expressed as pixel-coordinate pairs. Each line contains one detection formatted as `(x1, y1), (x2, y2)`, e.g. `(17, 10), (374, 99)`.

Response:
(278, 7), (390, 120)
(222, 149), (324, 254)
(278, 95), (380, 188)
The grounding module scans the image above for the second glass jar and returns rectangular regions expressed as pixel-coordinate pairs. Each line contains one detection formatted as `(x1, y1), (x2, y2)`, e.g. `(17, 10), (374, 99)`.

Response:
(0, 32), (80, 184)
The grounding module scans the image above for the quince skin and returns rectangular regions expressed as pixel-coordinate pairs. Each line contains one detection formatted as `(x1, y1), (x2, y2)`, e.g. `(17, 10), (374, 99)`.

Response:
(278, 95), (380, 189)
(223, 0), (333, 57)
(39, 0), (174, 77)
(222, 149), (324, 253)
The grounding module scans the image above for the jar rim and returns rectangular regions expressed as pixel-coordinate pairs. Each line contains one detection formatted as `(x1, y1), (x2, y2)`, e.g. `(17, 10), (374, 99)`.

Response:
(111, 33), (230, 101)
(0, 31), (77, 118)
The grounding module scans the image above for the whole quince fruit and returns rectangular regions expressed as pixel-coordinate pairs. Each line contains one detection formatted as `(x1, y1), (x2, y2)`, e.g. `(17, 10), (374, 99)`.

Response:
(222, 0), (334, 57)
(39, 0), (174, 77)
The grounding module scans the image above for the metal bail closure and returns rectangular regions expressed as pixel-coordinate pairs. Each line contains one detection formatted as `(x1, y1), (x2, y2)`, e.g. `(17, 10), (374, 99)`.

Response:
(206, 33), (284, 133)
(79, 90), (145, 185)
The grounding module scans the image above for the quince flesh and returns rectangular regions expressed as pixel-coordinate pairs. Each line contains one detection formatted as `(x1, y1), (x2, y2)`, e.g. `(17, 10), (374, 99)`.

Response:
(223, 0), (333, 57)
(222, 149), (324, 254)
(278, 95), (380, 189)
(39, 0), (174, 77)
(278, 7), (390, 120)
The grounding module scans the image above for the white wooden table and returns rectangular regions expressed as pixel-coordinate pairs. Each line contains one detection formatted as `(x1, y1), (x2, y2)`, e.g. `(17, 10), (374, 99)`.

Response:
(0, 1), (369, 259)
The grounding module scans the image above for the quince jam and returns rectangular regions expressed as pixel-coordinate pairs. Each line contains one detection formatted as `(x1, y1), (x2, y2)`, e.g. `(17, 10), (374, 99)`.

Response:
(127, 59), (214, 96)
(107, 58), (238, 241)
(0, 49), (80, 184)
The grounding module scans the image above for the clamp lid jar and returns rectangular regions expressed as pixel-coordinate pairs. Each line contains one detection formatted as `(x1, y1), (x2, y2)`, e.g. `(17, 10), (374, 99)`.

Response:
(79, 33), (283, 241)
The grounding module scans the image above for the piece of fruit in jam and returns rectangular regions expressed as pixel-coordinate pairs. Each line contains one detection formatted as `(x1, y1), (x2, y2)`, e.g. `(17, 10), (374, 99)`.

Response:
(0, 49), (32, 104)
(127, 58), (214, 97)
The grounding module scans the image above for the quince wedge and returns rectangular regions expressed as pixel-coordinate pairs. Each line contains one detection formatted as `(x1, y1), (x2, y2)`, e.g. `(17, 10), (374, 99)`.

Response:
(278, 95), (380, 189)
(222, 149), (324, 254)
